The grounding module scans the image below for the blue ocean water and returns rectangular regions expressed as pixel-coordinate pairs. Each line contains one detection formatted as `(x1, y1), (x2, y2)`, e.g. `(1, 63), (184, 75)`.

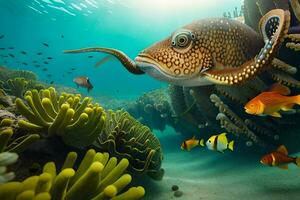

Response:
(3, 1), (300, 200)
(0, 0), (242, 99)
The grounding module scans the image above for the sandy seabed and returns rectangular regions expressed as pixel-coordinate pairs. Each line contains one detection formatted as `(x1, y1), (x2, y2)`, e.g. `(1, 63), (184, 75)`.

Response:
(141, 127), (300, 200)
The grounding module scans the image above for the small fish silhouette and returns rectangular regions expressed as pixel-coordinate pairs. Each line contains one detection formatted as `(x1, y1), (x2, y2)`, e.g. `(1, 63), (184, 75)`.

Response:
(42, 68), (48, 71)
(43, 43), (49, 47)
(22, 62), (28, 66)
(0, 48), (5, 50)
(8, 47), (14, 50)
(0, 35), (4, 39)
(88, 55), (93, 58)
(95, 55), (112, 67)
(21, 51), (27, 55)
(37, 52), (43, 55)
(8, 53), (15, 58)
(44, 61), (49, 64)
(47, 57), (53, 60)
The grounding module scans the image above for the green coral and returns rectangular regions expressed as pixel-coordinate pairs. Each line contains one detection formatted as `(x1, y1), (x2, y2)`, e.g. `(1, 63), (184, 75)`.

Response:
(0, 78), (29, 98)
(0, 149), (145, 200)
(0, 118), (40, 154)
(16, 87), (106, 148)
(97, 110), (164, 180)
(0, 67), (37, 82)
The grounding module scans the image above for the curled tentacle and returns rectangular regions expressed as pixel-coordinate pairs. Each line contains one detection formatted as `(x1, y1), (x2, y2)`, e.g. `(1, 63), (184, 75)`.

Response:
(204, 9), (291, 85)
(290, 0), (300, 22)
(64, 47), (145, 74)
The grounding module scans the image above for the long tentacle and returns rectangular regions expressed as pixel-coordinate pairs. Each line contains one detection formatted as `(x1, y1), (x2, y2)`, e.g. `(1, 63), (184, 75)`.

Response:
(64, 47), (145, 75)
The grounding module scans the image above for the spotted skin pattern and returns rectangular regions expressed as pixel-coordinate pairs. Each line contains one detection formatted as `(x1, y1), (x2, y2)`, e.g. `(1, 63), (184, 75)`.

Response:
(141, 18), (262, 79)
(140, 9), (290, 85)
(64, 9), (291, 86)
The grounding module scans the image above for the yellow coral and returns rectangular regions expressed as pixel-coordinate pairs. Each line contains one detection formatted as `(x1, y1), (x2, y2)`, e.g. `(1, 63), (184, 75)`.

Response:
(0, 149), (145, 200)
(0, 118), (40, 153)
(15, 87), (106, 148)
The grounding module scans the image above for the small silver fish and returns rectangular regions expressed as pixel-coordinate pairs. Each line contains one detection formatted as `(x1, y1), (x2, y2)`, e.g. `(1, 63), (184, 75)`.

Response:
(73, 76), (94, 92)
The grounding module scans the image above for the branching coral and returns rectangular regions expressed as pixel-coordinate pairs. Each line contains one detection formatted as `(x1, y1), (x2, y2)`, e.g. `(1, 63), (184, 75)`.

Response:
(97, 110), (164, 180)
(210, 94), (266, 147)
(0, 149), (145, 200)
(0, 118), (40, 154)
(15, 87), (106, 148)
(269, 69), (300, 88)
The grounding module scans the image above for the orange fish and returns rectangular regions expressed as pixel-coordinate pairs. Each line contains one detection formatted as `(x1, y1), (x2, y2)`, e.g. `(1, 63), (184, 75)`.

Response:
(260, 145), (300, 169)
(244, 83), (300, 117)
(181, 136), (204, 151)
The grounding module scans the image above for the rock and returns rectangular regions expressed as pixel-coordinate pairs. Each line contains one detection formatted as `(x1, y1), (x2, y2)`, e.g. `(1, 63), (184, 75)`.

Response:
(0, 95), (14, 107)
(174, 190), (183, 197)
(0, 109), (16, 120)
(171, 185), (179, 191)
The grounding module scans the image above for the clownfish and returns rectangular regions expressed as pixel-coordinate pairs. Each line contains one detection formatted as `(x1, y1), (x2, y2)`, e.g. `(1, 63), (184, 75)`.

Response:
(181, 136), (205, 151)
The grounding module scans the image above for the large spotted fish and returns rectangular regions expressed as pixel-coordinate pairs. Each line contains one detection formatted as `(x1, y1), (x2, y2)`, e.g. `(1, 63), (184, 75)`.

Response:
(64, 9), (290, 86)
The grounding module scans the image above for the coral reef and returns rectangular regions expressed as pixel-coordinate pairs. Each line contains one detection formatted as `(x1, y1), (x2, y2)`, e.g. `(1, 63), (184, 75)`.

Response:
(97, 110), (164, 180)
(15, 87), (106, 148)
(0, 67), (37, 83)
(0, 67), (46, 99)
(210, 94), (266, 146)
(0, 78), (29, 98)
(126, 88), (172, 131)
(0, 149), (145, 200)
(0, 118), (40, 154)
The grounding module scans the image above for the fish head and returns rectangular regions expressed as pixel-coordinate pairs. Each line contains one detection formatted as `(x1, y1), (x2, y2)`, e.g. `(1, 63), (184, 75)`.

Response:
(135, 24), (212, 86)
(244, 99), (264, 115)
(180, 141), (186, 150)
(206, 136), (215, 150)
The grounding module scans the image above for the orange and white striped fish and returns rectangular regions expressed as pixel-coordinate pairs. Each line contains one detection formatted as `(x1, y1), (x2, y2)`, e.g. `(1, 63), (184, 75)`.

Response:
(181, 136), (204, 151)
(260, 145), (300, 169)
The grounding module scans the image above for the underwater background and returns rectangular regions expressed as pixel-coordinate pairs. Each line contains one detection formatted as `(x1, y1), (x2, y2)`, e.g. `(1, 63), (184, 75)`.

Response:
(1, 0), (300, 200)
(0, 0), (242, 98)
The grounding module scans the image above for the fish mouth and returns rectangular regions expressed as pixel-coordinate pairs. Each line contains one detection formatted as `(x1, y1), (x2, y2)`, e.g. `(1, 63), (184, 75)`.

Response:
(244, 107), (254, 115)
(135, 53), (212, 86)
(135, 53), (186, 82)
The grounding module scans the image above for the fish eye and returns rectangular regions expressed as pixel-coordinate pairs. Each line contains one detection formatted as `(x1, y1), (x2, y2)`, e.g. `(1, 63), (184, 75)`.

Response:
(191, 33), (196, 39)
(171, 30), (195, 50)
